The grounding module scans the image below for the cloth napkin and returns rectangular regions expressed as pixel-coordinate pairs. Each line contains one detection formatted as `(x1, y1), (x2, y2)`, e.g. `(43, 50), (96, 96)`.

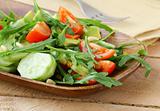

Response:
(14, 0), (160, 42)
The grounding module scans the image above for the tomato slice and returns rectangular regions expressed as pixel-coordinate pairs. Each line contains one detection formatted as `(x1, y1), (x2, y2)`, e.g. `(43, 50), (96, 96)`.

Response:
(79, 41), (88, 52)
(0, 25), (3, 30)
(26, 22), (51, 43)
(95, 60), (116, 74)
(88, 79), (97, 85)
(71, 23), (84, 35)
(65, 34), (80, 39)
(94, 49), (115, 61)
(79, 41), (115, 60)
(58, 7), (83, 38)
(89, 43), (106, 53)
(58, 7), (77, 23)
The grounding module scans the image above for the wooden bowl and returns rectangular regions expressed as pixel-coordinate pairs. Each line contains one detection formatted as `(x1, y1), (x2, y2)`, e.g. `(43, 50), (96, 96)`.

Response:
(0, 0), (144, 97)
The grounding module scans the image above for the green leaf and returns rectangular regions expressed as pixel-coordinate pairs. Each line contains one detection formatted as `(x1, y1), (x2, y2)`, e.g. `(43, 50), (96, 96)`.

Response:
(57, 64), (67, 77)
(0, 10), (15, 21)
(118, 55), (135, 67)
(63, 74), (74, 85)
(78, 18), (113, 32)
(76, 72), (122, 88)
(67, 28), (74, 35)
(119, 54), (151, 77)
(95, 73), (122, 87)
(84, 36), (97, 63)
(0, 39), (56, 57)
(138, 49), (148, 56)
(0, 65), (17, 73)
(0, 22), (36, 42)
(57, 26), (68, 46)
(33, 0), (65, 29)
(33, 0), (40, 13)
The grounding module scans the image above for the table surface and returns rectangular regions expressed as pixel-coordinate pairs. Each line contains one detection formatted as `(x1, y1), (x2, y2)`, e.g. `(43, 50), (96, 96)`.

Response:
(0, 1), (160, 110)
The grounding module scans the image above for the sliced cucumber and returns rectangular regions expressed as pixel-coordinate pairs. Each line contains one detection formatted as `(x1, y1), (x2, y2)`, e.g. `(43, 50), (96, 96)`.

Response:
(17, 53), (57, 81)
(85, 26), (101, 39)
(0, 53), (28, 66)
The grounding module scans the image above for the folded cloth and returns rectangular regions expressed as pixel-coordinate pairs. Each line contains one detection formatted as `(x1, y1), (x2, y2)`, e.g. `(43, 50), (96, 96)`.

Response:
(14, 0), (160, 42)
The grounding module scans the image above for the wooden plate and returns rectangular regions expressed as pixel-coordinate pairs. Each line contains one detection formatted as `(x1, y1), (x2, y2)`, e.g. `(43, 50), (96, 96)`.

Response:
(0, 0), (144, 97)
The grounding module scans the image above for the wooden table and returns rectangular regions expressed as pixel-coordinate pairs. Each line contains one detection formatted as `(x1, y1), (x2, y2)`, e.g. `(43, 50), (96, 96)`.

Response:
(0, 40), (159, 111)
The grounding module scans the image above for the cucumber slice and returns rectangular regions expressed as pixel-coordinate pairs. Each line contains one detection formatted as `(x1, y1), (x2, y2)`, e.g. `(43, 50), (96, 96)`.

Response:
(17, 53), (57, 81)
(0, 53), (28, 66)
(85, 26), (101, 39)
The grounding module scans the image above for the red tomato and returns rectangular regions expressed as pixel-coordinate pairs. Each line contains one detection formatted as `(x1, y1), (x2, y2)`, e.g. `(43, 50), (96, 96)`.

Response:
(88, 79), (97, 85)
(95, 60), (116, 74)
(89, 43), (106, 53)
(71, 23), (84, 35)
(79, 41), (88, 52)
(0, 25), (3, 30)
(79, 41), (115, 60)
(94, 49), (115, 61)
(58, 7), (77, 23)
(26, 22), (51, 43)
(65, 34), (80, 39)
(58, 7), (83, 38)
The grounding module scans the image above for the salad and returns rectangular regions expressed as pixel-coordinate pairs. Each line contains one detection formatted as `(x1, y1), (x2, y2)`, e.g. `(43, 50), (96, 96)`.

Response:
(0, 1), (151, 88)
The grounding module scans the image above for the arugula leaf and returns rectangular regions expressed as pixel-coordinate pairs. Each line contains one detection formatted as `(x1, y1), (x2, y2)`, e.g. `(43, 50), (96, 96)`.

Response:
(138, 49), (148, 56)
(57, 26), (68, 47)
(0, 10), (15, 22)
(0, 22), (35, 43)
(57, 64), (67, 77)
(46, 45), (91, 60)
(63, 74), (74, 85)
(101, 30), (116, 41)
(76, 72), (122, 88)
(57, 64), (74, 85)
(78, 18), (113, 32)
(119, 54), (151, 77)
(0, 65), (17, 73)
(33, 0), (40, 13)
(84, 36), (97, 63)
(0, 39), (56, 57)
(67, 28), (74, 35)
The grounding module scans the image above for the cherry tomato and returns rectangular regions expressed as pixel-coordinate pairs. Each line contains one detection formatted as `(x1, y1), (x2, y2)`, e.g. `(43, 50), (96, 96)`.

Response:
(89, 43), (106, 53)
(58, 7), (83, 38)
(94, 49), (115, 61)
(88, 79), (97, 85)
(79, 41), (115, 60)
(65, 34), (80, 39)
(79, 41), (88, 52)
(71, 23), (84, 35)
(0, 25), (3, 30)
(26, 22), (51, 43)
(58, 7), (77, 23)
(95, 60), (116, 74)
